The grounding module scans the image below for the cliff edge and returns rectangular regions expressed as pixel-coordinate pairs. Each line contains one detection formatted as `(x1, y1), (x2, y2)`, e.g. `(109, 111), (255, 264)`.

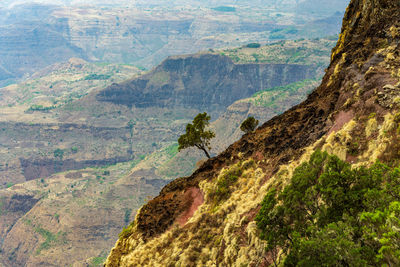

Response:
(106, 0), (400, 265)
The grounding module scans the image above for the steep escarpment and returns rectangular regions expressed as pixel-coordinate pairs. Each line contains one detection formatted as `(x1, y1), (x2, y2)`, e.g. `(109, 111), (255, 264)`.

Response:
(106, 0), (400, 265)
(97, 54), (321, 113)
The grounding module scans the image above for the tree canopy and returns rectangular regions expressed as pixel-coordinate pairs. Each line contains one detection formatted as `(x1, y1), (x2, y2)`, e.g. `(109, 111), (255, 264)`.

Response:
(178, 112), (215, 158)
(256, 150), (400, 266)
(240, 116), (259, 133)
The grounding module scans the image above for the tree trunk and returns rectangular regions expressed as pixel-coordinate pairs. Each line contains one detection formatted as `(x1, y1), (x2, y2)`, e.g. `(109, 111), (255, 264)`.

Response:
(201, 147), (211, 159)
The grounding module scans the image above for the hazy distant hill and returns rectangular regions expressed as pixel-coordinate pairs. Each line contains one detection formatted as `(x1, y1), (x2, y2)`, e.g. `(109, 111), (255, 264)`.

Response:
(0, 1), (347, 86)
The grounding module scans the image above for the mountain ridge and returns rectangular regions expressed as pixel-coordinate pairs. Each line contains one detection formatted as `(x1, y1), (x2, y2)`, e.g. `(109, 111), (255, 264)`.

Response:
(105, 0), (400, 265)
(97, 53), (322, 112)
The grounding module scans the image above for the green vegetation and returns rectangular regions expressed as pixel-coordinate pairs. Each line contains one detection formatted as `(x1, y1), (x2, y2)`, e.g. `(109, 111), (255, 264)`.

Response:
(369, 112), (377, 119)
(212, 6), (236, 12)
(214, 165), (243, 203)
(246, 43), (261, 48)
(119, 224), (133, 239)
(178, 112), (215, 159)
(27, 104), (56, 112)
(211, 160), (255, 205)
(256, 150), (400, 266)
(164, 143), (179, 157)
(240, 116), (259, 134)
(6, 182), (13, 188)
(220, 39), (335, 65)
(1, 61), (139, 112)
(89, 256), (107, 267)
(35, 227), (67, 255)
(128, 155), (146, 169)
(53, 148), (64, 160)
(84, 74), (111, 80)
(254, 79), (316, 96)
(249, 79), (319, 110)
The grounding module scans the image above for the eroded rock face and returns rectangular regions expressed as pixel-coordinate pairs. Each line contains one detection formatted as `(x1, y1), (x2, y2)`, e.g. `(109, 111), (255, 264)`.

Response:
(97, 54), (320, 112)
(19, 157), (131, 181)
(0, 192), (40, 259)
(0, 122), (132, 185)
(0, 163), (169, 267)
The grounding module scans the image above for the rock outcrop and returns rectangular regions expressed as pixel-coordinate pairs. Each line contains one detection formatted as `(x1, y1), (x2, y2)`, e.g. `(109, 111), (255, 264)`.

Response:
(97, 54), (320, 112)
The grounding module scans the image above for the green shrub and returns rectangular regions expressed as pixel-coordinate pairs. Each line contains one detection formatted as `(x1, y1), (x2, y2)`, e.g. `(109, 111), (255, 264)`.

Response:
(35, 227), (67, 255)
(84, 74), (111, 80)
(211, 161), (256, 203)
(256, 150), (400, 266)
(27, 104), (56, 112)
(119, 225), (133, 239)
(53, 149), (64, 160)
(246, 43), (261, 48)
(240, 117), (259, 133)
(89, 256), (107, 267)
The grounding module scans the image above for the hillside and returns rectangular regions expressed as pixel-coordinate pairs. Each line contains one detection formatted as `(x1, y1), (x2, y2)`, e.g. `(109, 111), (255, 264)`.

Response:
(97, 54), (320, 113)
(0, 41), (330, 189)
(105, 0), (400, 266)
(0, 38), (334, 266)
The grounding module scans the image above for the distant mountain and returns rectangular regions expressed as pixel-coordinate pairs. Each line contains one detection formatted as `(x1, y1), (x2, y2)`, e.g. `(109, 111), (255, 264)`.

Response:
(97, 54), (318, 112)
(0, 1), (346, 86)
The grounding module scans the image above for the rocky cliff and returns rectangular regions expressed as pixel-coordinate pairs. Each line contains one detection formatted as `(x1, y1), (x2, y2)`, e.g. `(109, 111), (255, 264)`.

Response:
(97, 53), (321, 113)
(106, 0), (400, 265)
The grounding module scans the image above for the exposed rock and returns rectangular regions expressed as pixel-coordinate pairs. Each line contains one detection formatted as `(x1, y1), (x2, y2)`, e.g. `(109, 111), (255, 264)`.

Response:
(19, 156), (131, 181)
(97, 54), (320, 112)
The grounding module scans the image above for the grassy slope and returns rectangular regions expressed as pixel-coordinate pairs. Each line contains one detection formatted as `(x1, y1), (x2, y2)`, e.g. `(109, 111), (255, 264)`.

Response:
(218, 38), (336, 65)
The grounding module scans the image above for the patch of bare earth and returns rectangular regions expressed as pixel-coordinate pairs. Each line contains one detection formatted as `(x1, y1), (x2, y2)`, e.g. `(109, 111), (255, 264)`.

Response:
(177, 187), (204, 226)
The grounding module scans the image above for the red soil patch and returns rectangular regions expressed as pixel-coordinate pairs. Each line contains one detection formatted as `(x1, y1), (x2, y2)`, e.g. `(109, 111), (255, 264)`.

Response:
(176, 187), (204, 226)
(254, 151), (264, 161)
(328, 110), (354, 134)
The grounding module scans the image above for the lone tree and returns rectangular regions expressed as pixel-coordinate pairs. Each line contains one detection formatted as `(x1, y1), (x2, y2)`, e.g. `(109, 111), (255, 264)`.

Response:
(178, 112), (215, 158)
(240, 116), (259, 134)
(53, 148), (64, 160)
